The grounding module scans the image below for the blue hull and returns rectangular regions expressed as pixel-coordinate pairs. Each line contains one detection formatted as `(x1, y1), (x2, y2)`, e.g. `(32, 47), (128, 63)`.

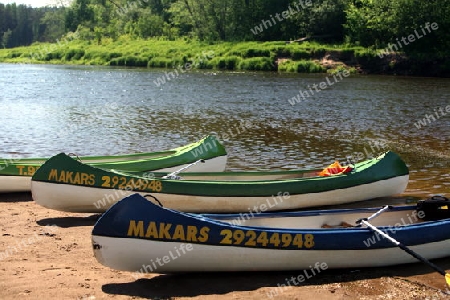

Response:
(92, 194), (450, 251)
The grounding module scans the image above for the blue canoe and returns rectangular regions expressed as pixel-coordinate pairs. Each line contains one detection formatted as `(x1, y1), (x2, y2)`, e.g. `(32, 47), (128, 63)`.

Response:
(92, 194), (450, 273)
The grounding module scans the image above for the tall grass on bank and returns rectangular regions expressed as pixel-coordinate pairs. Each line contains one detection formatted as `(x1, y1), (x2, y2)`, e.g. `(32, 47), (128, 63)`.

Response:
(0, 38), (381, 73)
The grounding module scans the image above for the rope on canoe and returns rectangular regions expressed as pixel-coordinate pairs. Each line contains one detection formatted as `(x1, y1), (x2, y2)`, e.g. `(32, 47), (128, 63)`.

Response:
(143, 194), (163, 207)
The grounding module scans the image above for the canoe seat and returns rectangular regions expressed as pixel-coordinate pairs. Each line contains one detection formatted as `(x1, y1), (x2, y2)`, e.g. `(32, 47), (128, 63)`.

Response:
(321, 221), (355, 228)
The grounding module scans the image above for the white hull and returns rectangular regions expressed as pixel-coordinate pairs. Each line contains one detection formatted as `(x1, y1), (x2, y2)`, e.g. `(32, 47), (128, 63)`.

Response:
(2, 155), (226, 193)
(32, 174), (409, 213)
(92, 236), (450, 273)
(0, 176), (31, 193)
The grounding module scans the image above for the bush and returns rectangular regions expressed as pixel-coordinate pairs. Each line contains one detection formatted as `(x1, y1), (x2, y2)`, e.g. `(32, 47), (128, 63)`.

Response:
(239, 57), (275, 71)
(311, 47), (327, 58)
(273, 46), (291, 57)
(109, 52), (122, 59)
(148, 57), (172, 68)
(212, 56), (241, 70)
(6, 52), (22, 58)
(65, 48), (85, 61)
(241, 48), (271, 58)
(44, 50), (64, 61)
(277, 60), (297, 72)
(327, 65), (357, 75)
(295, 61), (326, 73)
(354, 49), (378, 65)
(290, 49), (311, 60)
(109, 57), (126, 66)
(195, 58), (214, 69)
(109, 56), (147, 67)
(84, 50), (121, 62)
(124, 56), (148, 67)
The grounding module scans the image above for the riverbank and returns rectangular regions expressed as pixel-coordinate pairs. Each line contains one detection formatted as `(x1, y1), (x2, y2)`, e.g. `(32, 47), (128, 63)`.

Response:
(1, 193), (450, 299)
(0, 38), (448, 77)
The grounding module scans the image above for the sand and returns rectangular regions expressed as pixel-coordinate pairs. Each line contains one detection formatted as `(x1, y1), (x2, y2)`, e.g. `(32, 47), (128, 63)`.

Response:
(1, 192), (450, 300)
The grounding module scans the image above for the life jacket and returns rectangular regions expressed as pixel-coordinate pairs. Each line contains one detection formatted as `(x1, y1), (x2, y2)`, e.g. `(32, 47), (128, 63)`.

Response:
(416, 195), (450, 221)
(318, 161), (353, 177)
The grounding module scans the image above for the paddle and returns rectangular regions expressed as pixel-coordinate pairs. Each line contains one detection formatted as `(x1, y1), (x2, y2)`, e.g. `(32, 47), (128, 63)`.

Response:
(162, 159), (205, 179)
(356, 214), (450, 287)
(362, 205), (392, 222)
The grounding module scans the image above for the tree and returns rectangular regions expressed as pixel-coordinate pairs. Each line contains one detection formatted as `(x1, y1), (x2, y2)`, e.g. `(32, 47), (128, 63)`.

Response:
(137, 10), (164, 38)
(39, 7), (67, 42)
(65, 0), (94, 32)
(2, 29), (12, 48)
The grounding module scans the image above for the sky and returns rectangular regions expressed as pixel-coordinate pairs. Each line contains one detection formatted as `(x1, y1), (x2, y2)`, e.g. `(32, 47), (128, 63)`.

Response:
(2, 0), (71, 7)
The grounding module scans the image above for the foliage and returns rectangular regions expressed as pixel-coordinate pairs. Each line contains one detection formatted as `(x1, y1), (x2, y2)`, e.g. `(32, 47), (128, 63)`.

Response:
(344, 0), (450, 55)
(277, 59), (325, 73)
(0, 0), (448, 72)
(0, 3), (66, 48)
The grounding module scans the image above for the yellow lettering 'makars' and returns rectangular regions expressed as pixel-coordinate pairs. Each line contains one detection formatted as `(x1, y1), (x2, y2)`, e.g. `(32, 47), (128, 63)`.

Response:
(127, 220), (210, 243)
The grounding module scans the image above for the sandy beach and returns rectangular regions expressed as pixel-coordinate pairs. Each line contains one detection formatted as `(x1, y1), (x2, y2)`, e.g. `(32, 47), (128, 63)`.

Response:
(1, 192), (450, 300)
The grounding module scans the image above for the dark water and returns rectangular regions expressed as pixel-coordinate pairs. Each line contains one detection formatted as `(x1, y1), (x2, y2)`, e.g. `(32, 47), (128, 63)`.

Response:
(0, 63), (449, 199)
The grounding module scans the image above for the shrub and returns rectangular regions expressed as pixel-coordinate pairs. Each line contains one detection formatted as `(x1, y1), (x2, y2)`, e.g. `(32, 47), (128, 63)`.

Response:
(295, 61), (326, 73)
(354, 49), (378, 65)
(44, 50), (64, 61)
(126, 56), (148, 67)
(241, 48), (271, 58)
(110, 57), (126, 66)
(148, 57), (172, 68)
(311, 47), (327, 58)
(273, 46), (291, 57)
(239, 57), (275, 71)
(65, 48), (85, 60)
(277, 60), (297, 72)
(7, 52), (22, 58)
(290, 49), (311, 60)
(212, 56), (241, 70)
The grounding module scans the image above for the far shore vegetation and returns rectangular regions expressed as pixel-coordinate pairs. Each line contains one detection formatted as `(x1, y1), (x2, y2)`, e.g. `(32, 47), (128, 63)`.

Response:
(0, 0), (449, 76)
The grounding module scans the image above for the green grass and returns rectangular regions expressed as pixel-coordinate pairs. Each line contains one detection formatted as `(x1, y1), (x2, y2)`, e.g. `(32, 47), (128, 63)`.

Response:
(0, 38), (379, 73)
(278, 60), (326, 73)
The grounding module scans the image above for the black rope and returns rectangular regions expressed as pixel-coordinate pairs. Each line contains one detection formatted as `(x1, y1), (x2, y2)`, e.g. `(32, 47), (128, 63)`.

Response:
(143, 194), (163, 207)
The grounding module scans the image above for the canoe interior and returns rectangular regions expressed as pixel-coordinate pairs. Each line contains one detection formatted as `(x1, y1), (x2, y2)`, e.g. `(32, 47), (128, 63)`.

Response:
(203, 207), (426, 230)
(107, 151), (393, 181)
(145, 169), (322, 181)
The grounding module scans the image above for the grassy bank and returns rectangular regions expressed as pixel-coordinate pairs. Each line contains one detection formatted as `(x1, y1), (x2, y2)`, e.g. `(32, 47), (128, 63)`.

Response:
(0, 37), (448, 76)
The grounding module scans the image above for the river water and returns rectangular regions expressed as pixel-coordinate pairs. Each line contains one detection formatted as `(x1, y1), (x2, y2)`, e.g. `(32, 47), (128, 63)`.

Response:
(0, 63), (449, 200)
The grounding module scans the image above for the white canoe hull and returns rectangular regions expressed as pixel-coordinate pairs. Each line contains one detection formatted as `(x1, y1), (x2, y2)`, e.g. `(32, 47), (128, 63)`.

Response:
(32, 174), (409, 213)
(92, 236), (450, 273)
(2, 155), (226, 193)
(0, 176), (31, 193)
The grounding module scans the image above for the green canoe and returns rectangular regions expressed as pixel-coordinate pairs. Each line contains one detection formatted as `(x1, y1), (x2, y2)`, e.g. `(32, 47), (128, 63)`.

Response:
(31, 151), (409, 213)
(0, 135), (227, 193)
